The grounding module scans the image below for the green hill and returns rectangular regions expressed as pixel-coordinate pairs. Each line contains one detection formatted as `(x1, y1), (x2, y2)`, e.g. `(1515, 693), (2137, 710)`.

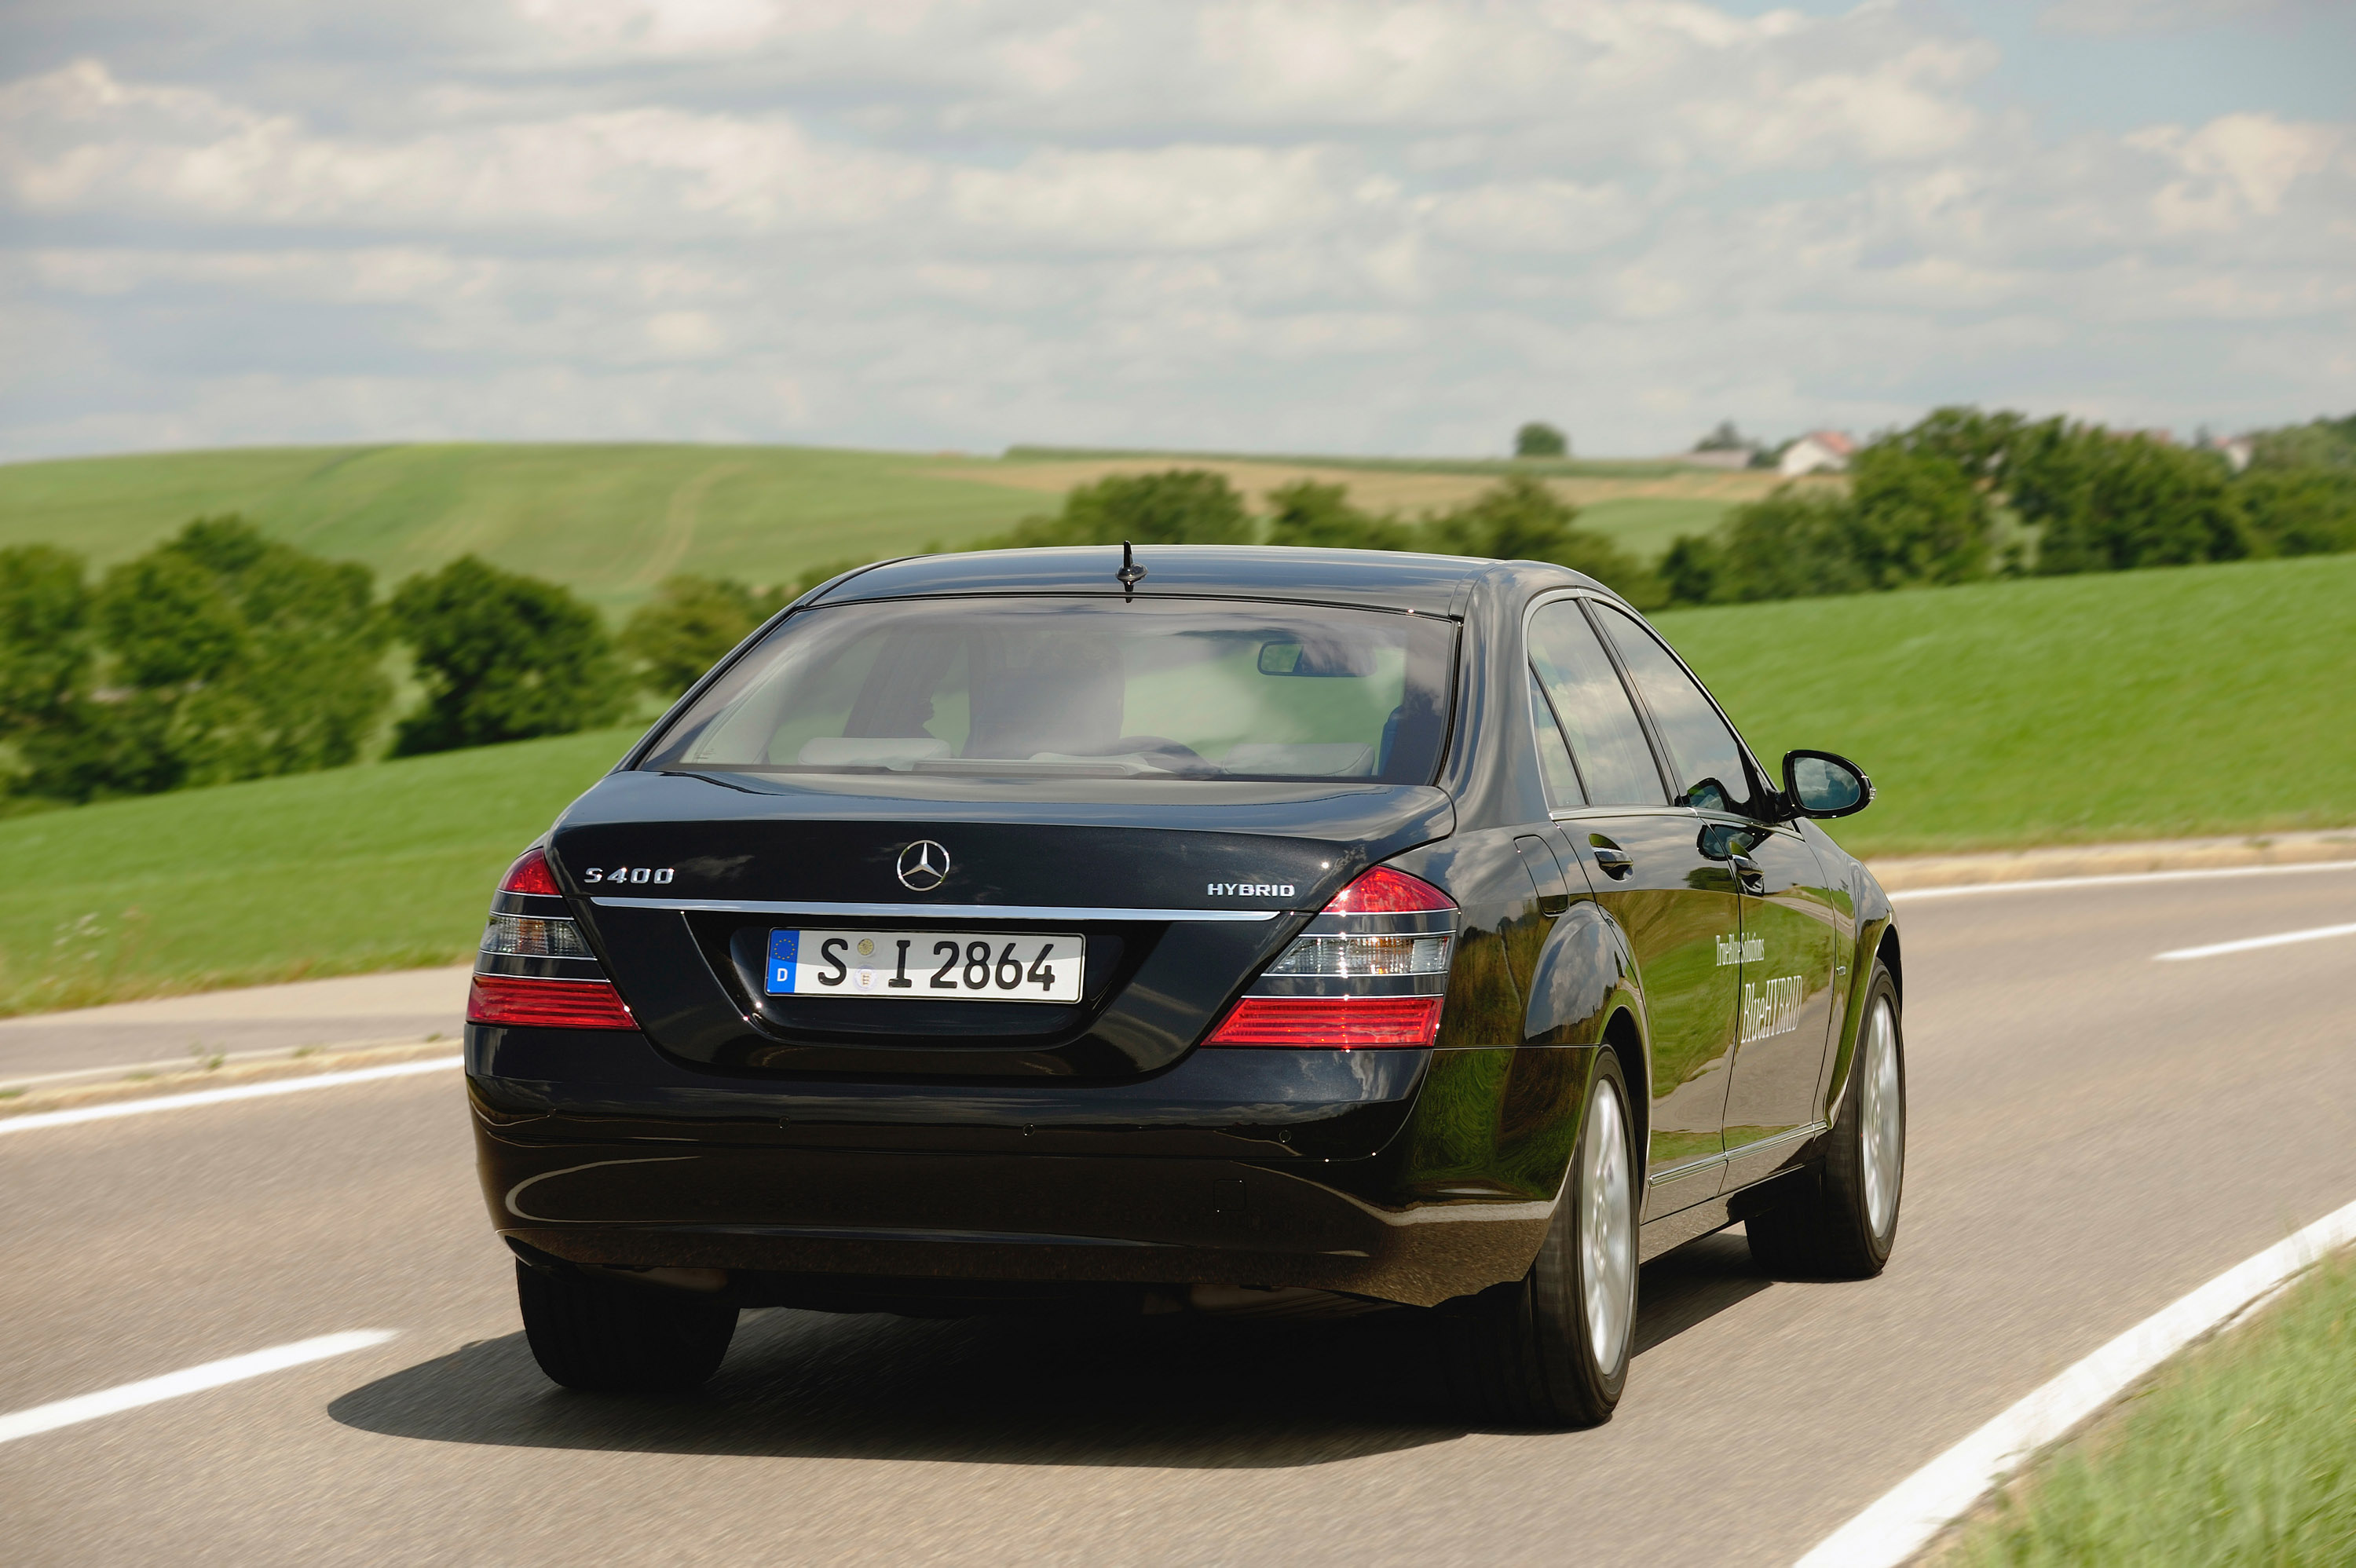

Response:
(0, 444), (1048, 615)
(0, 442), (1772, 612)
(2, 551), (2347, 1017)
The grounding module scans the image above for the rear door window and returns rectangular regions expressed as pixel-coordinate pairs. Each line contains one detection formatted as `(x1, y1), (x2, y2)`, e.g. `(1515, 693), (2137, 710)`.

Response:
(1590, 603), (1757, 817)
(1527, 666), (1586, 809)
(1527, 601), (1666, 807)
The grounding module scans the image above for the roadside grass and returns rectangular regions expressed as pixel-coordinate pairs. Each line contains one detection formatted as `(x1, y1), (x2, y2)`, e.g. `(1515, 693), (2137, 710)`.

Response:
(0, 727), (635, 1016)
(0, 552), (2349, 1012)
(1659, 553), (2356, 857)
(1942, 1251), (2356, 1566)
(0, 442), (1783, 613)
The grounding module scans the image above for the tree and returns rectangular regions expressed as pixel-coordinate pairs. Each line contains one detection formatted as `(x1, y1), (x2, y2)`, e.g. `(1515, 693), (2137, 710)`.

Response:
(2237, 466), (2356, 557)
(1261, 480), (1411, 550)
(1879, 406), (2033, 485)
(0, 545), (92, 736)
(2248, 413), (2356, 472)
(621, 575), (789, 698)
(1710, 488), (1872, 603)
(1427, 476), (1662, 606)
(1693, 420), (1752, 453)
(2013, 426), (2248, 574)
(1843, 445), (1995, 587)
(1658, 534), (1725, 606)
(986, 470), (1253, 549)
(1514, 422), (1568, 459)
(3, 518), (393, 802)
(389, 556), (624, 755)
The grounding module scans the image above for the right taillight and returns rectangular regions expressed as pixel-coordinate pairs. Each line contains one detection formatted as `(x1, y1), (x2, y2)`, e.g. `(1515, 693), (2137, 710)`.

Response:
(1205, 864), (1457, 1050)
(468, 843), (640, 1031)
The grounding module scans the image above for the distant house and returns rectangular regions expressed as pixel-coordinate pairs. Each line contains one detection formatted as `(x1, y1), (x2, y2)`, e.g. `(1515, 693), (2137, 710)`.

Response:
(2199, 433), (2255, 473)
(1778, 430), (1855, 477)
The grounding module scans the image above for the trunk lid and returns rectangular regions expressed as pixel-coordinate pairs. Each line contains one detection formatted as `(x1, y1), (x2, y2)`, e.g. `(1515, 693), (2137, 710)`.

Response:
(550, 768), (1454, 1079)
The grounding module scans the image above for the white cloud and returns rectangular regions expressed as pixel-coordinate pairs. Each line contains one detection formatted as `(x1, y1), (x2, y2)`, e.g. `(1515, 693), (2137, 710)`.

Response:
(2128, 112), (2347, 232)
(1, 1), (2351, 462)
(0, 60), (932, 234)
(949, 144), (1345, 250)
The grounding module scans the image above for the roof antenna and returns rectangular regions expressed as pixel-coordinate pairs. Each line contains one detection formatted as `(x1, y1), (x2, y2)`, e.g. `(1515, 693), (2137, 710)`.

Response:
(1117, 539), (1147, 597)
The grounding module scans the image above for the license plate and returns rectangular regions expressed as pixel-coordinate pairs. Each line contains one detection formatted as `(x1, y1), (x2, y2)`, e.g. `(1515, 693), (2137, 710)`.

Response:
(766, 929), (1085, 1003)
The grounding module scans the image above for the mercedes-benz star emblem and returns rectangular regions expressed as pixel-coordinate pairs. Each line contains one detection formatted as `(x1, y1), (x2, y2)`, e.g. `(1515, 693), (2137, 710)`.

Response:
(896, 839), (950, 892)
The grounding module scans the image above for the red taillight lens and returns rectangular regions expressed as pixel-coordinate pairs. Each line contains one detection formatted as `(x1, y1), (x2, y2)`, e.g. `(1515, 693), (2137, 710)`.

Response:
(1204, 996), (1443, 1050)
(466, 975), (636, 1029)
(499, 847), (562, 897)
(1323, 865), (1454, 916)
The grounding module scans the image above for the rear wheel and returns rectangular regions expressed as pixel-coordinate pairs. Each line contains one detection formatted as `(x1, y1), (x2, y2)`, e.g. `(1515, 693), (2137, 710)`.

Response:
(1447, 1051), (1637, 1427)
(516, 1262), (738, 1393)
(1747, 962), (1905, 1278)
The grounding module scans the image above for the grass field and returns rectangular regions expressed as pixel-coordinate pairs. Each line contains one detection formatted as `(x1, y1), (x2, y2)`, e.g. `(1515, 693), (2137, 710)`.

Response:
(1944, 1251), (2356, 1565)
(1660, 553), (2356, 857)
(0, 442), (1776, 611)
(0, 726), (636, 1015)
(1, 552), (2347, 1013)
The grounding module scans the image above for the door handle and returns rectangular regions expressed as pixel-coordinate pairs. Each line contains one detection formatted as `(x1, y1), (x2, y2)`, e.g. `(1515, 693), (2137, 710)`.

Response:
(1590, 843), (1633, 879)
(1730, 853), (1765, 894)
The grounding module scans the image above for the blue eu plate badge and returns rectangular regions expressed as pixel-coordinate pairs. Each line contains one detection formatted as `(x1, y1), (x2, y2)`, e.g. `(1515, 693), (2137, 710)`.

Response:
(766, 929), (799, 994)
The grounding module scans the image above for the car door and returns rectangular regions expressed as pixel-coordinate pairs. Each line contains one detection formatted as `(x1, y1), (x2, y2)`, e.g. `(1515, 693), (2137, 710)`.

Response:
(1527, 598), (1740, 1221)
(1585, 603), (1841, 1193)
(1716, 820), (1844, 1186)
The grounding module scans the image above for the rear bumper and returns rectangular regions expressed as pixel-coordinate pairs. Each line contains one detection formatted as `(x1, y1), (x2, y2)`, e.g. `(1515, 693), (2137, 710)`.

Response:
(469, 1024), (1594, 1308)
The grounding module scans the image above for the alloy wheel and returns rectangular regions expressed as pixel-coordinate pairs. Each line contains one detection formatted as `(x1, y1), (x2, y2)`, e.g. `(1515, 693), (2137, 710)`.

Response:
(1580, 1078), (1636, 1369)
(1859, 998), (1904, 1238)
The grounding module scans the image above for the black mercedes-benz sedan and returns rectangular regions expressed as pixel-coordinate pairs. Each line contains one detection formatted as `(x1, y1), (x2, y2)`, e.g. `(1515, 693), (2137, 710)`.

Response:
(468, 544), (1902, 1427)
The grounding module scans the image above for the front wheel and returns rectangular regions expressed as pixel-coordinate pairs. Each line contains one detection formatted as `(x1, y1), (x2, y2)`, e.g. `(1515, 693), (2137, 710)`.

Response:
(516, 1262), (738, 1393)
(1446, 1051), (1638, 1427)
(1747, 961), (1905, 1278)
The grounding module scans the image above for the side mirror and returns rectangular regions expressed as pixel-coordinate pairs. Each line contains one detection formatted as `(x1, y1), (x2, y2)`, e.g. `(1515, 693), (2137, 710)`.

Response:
(1782, 750), (1872, 819)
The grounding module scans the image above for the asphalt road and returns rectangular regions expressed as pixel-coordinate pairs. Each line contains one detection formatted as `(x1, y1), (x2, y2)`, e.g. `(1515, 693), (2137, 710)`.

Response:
(5, 868), (2352, 1566)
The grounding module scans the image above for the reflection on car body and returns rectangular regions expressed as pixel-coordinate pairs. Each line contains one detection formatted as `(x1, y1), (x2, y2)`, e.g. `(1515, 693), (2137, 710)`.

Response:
(466, 544), (1904, 1426)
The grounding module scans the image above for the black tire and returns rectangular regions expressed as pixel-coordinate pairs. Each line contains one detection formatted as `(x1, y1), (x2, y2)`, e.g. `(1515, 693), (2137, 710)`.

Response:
(1446, 1051), (1639, 1428)
(516, 1262), (739, 1393)
(1747, 960), (1905, 1279)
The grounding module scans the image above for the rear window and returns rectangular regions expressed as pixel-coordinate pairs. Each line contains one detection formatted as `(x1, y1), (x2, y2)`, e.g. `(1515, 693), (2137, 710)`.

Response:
(638, 597), (1458, 784)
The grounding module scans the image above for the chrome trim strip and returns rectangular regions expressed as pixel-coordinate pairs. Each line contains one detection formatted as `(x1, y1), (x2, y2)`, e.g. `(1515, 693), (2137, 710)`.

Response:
(1720, 1120), (1831, 1163)
(589, 897), (1284, 923)
(1648, 1119), (1830, 1186)
(1646, 1152), (1727, 1187)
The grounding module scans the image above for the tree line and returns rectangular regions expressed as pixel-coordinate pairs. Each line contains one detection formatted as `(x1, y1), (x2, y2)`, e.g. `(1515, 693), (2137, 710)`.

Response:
(3, 408), (2346, 809)
(1659, 408), (2356, 605)
(0, 519), (843, 809)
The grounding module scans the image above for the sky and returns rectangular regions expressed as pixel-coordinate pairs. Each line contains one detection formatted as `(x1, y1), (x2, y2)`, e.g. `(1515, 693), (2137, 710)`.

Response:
(2, 0), (2351, 462)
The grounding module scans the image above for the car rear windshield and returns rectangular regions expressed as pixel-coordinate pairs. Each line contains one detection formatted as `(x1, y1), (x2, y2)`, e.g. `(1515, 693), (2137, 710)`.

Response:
(638, 597), (1458, 784)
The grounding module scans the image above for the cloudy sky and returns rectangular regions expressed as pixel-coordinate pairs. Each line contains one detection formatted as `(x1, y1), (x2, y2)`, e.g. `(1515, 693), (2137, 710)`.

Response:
(3, 0), (2350, 461)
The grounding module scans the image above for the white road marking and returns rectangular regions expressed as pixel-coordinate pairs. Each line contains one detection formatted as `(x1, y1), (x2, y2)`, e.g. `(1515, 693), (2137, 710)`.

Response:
(2154, 921), (2356, 962)
(1890, 859), (2356, 901)
(0, 1331), (397, 1445)
(0, 1057), (462, 1136)
(1791, 1195), (2356, 1568)
(0, 1035), (444, 1094)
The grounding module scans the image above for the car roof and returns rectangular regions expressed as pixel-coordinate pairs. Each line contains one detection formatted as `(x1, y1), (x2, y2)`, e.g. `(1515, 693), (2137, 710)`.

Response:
(807, 544), (1593, 616)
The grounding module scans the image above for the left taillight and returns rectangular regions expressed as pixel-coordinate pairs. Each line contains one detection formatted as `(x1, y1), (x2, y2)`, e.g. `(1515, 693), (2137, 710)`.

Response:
(467, 845), (638, 1030)
(1205, 864), (1457, 1051)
